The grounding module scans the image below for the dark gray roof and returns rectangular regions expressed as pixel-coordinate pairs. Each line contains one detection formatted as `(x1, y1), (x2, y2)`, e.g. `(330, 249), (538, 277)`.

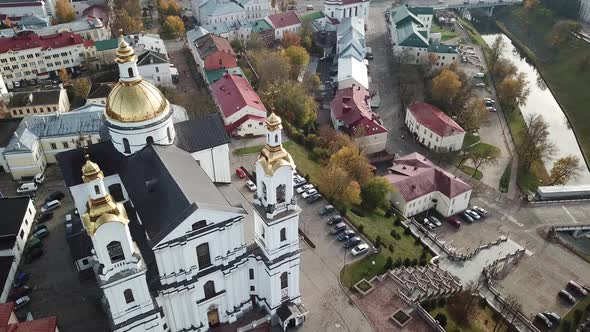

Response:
(8, 89), (62, 108)
(0, 197), (30, 250)
(0, 256), (14, 290)
(87, 83), (113, 99)
(0, 119), (21, 147)
(174, 113), (230, 153)
(66, 231), (93, 261)
(137, 51), (168, 66)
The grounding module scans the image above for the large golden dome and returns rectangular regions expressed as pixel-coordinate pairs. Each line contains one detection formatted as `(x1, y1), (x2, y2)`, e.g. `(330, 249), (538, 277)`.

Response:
(106, 80), (170, 122)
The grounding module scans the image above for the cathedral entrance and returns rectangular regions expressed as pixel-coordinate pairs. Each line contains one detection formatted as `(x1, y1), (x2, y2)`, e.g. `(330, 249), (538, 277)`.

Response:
(207, 307), (219, 327)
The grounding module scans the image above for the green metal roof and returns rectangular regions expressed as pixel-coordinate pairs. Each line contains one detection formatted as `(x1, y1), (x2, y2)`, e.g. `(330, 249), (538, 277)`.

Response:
(409, 7), (434, 15)
(397, 22), (428, 48)
(95, 38), (118, 51)
(301, 11), (325, 22)
(428, 43), (458, 54)
(205, 67), (247, 84)
(251, 19), (272, 33)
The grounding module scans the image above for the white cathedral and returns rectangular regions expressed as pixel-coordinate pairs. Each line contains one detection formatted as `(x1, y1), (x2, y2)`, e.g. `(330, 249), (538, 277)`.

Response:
(58, 36), (307, 332)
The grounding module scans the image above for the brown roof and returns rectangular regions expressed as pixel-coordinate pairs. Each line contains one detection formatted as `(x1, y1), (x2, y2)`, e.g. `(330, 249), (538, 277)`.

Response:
(331, 86), (387, 137)
(8, 89), (62, 108)
(267, 11), (301, 29)
(407, 102), (465, 137)
(195, 33), (235, 60)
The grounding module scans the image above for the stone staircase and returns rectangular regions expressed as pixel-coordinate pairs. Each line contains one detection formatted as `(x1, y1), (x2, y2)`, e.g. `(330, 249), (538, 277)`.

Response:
(390, 265), (463, 302)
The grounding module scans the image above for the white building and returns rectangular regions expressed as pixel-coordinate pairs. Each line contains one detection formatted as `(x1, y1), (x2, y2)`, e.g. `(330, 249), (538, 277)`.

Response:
(1, 15), (110, 41)
(0, 31), (95, 89)
(136, 51), (173, 87)
(337, 55), (368, 90)
(336, 17), (365, 56)
(386, 153), (472, 217)
(265, 11), (301, 40)
(193, 0), (269, 25)
(0, 197), (35, 303)
(7, 87), (70, 118)
(405, 102), (465, 152)
(0, 0), (56, 21)
(57, 37), (307, 331)
(323, 0), (369, 23)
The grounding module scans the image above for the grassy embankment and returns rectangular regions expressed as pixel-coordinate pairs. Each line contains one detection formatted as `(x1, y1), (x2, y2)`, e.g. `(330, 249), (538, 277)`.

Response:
(430, 304), (508, 332)
(432, 24), (461, 41)
(558, 295), (590, 331)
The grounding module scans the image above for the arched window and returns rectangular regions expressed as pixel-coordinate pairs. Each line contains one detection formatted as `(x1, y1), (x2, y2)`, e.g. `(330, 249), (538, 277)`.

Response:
(124, 289), (134, 304)
(128, 67), (134, 77)
(167, 127), (172, 143)
(123, 138), (130, 154)
(275, 134), (278, 143)
(276, 184), (285, 203)
(192, 220), (207, 231)
(280, 228), (286, 242)
(203, 280), (215, 299)
(108, 183), (125, 202)
(94, 185), (100, 195)
(107, 241), (125, 263)
(280, 272), (288, 289)
(146, 136), (154, 145)
(262, 182), (267, 200)
(196, 243), (211, 268)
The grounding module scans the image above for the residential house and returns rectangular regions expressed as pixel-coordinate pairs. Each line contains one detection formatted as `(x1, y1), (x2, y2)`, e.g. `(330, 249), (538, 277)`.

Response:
(0, 302), (58, 331)
(337, 55), (368, 90)
(192, 0), (269, 25)
(323, 0), (369, 22)
(266, 11), (301, 40)
(0, 31), (95, 89)
(202, 19), (252, 41)
(85, 82), (113, 105)
(0, 119), (21, 172)
(405, 102), (465, 152)
(192, 33), (238, 81)
(7, 87), (70, 119)
(211, 73), (267, 137)
(8, 15), (110, 41)
(330, 85), (387, 154)
(94, 38), (119, 65)
(386, 152), (472, 217)
(0, 197), (35, 302)
(136, 51), (173, 87)
(82, 4), (108, 26)
(250, 19), (274, 45)
(0, 0), (56, 22)
(336, 17), (366, 59)
(95, 34), (167, 66)
(300, 11), (326, 31)
(17, 14), (50, 29)
(205, 66), (246, 85)
(234, 0), (270, 20)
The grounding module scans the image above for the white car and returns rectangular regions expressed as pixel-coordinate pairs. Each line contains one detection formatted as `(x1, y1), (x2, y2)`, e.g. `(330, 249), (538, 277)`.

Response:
(296, 184), (314, 194)
(34, 172), (45, 184)
(301, 189), (318, 199)
(246, 180), (257, 192)
(351, 243), (369, 256)
(429, 216), (442, 227)
(484, 98), (495, 104)
(466, 209), (481, 220)
(475, 83), (486, 88)
(486, 106), (497, 112)
(17, 182), (38, 194)
(474, 72), (485, 78)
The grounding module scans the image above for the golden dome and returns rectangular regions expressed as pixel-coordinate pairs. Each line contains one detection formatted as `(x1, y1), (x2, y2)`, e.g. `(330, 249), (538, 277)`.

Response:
(82, 155), (104, 183)
(105, 79), (170, 122)
(266, 112), (282, 131)
(115, 35), (136, 64)
(258, 146), (295, 176)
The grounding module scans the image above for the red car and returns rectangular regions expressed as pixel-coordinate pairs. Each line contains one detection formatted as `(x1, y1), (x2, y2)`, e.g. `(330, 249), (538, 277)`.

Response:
(448, 216), (462, 228)
(236, 168), (246, 179)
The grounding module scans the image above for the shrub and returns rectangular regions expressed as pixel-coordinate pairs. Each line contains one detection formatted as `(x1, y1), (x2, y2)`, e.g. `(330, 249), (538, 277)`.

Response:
(385, 209), (392, 218)
(574, 310), (583, 324)
(304, 134), (318, 150)
(375, 236), (382, 248)
(435, 313), (447, 328)
(304, 174), (310, 182)
(422, 300), (431, 310)
(411, 258), (418, 266)
(404, 227), (411, 235)
(358, 224), (364, 234)
(438, 298), (446, 307)
(385, 257), (393, 271)
(420, 258), (427, 266)
(414, 236), (421, 244)
(394, 218), (401, 226)
(395, 259), (402, 268)
(388, 244), (394, 252)
(311, 147), (330, 161)
(390, 229), (401, 240)
(403, 258), (411, 267)
(479, 297), (487, 308)
(351, 207), (365, 217)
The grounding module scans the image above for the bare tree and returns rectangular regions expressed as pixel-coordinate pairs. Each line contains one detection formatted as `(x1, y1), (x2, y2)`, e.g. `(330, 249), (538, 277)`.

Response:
(518, 114), (556, 170)
(550, 155), (582, 185)
(488, 35), (505, 71)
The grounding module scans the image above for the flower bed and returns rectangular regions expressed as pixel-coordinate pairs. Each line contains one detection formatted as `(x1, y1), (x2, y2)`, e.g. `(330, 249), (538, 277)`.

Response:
(391, 309), (412, 327)
(353, 279), (374, 296)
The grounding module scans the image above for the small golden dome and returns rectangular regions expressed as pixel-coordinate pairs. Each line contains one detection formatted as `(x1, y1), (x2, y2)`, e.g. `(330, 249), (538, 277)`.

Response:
(258, 146), (295, 176)
(116, 35), (135, 64)
(105, 79), (170, 123)
(266, 112), (282, 131)
(82, 155), (104, 183)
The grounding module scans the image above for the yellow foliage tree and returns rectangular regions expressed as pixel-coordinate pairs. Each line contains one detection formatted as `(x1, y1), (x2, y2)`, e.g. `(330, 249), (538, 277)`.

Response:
(56, 0), (75, 23)
(113, 9), (143, 35)
(431, 69), (462, 109)
(58, 67), (71, 85)
(317, 165), (361, 207)
(72, 77), (91, 98)
(162, 16), (185, 39)
(329, 146), (372, 185)
(284, 46), (309, 80)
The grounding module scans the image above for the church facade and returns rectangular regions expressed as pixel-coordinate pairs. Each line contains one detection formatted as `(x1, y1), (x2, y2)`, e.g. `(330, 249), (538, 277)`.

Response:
(58, 36), (306, 332)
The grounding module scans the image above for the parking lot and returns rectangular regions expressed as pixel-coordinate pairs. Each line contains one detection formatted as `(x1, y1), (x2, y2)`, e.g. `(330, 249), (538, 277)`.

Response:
(0, 166), (108, 331)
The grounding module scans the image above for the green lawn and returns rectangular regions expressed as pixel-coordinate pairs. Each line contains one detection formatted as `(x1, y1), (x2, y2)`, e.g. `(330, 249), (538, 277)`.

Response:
(341, 209), (429, 288)
(499, 158), (512, 193)
(464, 133), (481, 148)
(431, 25), (460, 41)
(283, 141), (321, 181)
(559, 295), (590, 331)
(233, 145), (264, 155)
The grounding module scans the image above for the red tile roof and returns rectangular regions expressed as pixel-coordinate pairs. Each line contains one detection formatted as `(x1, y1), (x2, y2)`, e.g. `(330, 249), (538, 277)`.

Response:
(331, 86), (387, 137)
(407, 102), (465, 137)
(211, 74), (267, 118)
(385, 152), (471, 201)
(267, 11), (301, 29)
(7, 317), (57, 332)
(225, 114), (266, 133)
(0, 31), (86, 53)
(0, 302), (14, 328)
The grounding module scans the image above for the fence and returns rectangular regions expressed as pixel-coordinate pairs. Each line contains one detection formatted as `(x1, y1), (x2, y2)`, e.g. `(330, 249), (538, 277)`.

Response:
(236, 315), (271, 332)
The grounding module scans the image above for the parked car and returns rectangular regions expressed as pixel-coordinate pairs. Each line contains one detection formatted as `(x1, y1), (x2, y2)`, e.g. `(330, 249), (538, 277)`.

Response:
(306, 194), (322, 204)
(558, 289), (577, 304)
(448, 216), (462, 228)
(14, 296), (30, 310)
(319, 205), (336, 215)
(422, 218), (430, 225)
(327, 215), (343, 225)
(41, 200), (61, 213)
(486, 106), (497, 112)
(236, 168), (247, 179)
(245, 180), (257, 192)
(33, 228), (49, 239)
(296, 184), (314, 194)
(34, 172), (45, 184)
(336, 230), (355, 241)
(44, 191), (64, 203)
(344, 237), (362, 249)
(472, 206), (489, 217)
(425, 221), (436, 230)
(542, 311), (561, 325)
(351, 243), (369, 256)
(14, 272), (29, 288)
(8, 286), (31, 301)
(26, 237), (42, 250)
(535, 313), (553, 329)
(466, 209), (481, 220)
(17, 182), (37, 195)
(24, 248), (43, 263)
(567, 280), (588, 296)
(429, 216), (442, 227)
(484, 98), (495, 104)
(461, 212), (474, 223)
(33, 224), (47, 233)
(475, 82), (486, 88)
(293, 177), (307, 188)
(36, 211), (53, 223)
(474, 72), (485, 78)
(330, 222), (346, 235)
(301, 189), (318, 199)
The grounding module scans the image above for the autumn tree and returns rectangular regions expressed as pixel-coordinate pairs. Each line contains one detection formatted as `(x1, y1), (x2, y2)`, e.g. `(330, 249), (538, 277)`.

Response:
(456, 99), (488, 132)
(550, 155), (582, 185)
(115, 0), (142, 17)
(360, 177), (392, 211)
(523, 0), (539, 9)
(329, 146), (373, 185)
(282, 32), (301, 48)
(161, 16), (185, 39)
(470, 145), (501, 176)
(547, 20), (582, 48)
(492, 58), (518, 83)
(317, 128), (356, 154)
(317, 164), (361, 208)
(72, 78), (91, 98)
(158, 0), (180, 16)
(113, 9), (143, 35)
(431, 69), (462, 110)
(284, 46), (309, 80)
(488, 35), (505, 71)
(518, 114), (556, 170)
(497, 72), (530, 112)
(56, 0), (75, 23)
(246, 32), (266, 51)
(230, 39), (244, 53)
(261, 81), (317, 127)
(306, 73), (321, 92)
(58, 67), (71, 85)
(250, 50), (290, 89)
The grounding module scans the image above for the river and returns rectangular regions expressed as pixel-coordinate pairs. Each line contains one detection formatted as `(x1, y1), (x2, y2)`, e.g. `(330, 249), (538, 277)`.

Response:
(480, 33), (590, 185)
